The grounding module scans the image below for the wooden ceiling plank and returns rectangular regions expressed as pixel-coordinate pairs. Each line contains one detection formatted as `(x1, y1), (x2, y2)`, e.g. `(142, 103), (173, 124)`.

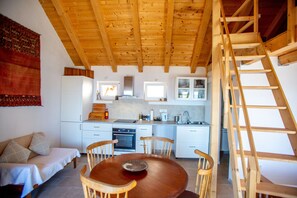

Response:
(131, 0), (144, 73)
(263, 2), (287, 40)
(190, 0), (212, 73)
(90, 0), (117, 72)
(164, 0), (175, 73)
(50, 0), (91, 70)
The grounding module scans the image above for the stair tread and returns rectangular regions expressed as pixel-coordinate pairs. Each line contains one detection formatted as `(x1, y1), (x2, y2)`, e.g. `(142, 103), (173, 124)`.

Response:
(230, 69), (272, 75)
(221, 43), (260, 49)
(220, 16), (254, 22)
(240, 180), (297, 198)
(237, 150), (297, 163)
(234, 105), (287, 109)
(235, 126), (296, 134)
(223, 55), (265, 61)
(231, 85), (279, 90)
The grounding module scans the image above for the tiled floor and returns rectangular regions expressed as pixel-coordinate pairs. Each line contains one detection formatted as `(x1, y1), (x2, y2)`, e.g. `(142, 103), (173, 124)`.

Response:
(31, 153), (233, 198)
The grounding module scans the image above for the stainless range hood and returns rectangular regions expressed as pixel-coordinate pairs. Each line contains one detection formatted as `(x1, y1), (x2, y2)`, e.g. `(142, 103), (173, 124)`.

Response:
(123, 76), (134, 96)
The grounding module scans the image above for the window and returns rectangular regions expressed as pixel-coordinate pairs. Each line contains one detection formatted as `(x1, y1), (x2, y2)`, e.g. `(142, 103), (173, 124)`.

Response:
(144, 82), (167, 101)
(97, 81), (120, 100)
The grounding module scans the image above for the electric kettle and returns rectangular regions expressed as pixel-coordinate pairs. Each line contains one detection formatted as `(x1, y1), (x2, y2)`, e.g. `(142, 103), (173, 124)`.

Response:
(161, 112), (168, 121)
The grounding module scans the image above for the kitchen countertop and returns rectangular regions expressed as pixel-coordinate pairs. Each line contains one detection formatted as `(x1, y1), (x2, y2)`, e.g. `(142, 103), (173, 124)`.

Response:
(84, 119), (209, 126)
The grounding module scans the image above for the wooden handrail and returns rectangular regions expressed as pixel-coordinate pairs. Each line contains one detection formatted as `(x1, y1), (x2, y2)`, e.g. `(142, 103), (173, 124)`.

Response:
(219, 0), (261, 197)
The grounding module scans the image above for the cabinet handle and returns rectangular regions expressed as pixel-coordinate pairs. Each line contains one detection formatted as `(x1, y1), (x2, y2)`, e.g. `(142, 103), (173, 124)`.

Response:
(93, 134), (100, 136)
(189, 130), (197, 132)
(80, 115), (82, 121)
(189, 146), (196, 148)
(94, 126), (100, 128)
(80, 124), (82, 130)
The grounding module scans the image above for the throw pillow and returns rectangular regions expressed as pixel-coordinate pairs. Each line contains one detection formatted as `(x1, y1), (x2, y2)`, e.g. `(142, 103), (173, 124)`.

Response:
(29, 133), (50, 155)
(0, 140), (31, 163)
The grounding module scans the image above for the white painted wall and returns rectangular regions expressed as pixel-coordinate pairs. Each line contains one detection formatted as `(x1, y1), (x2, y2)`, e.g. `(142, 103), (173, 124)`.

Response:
(238, 57), (297, 186)
(0, 0), (73, 146)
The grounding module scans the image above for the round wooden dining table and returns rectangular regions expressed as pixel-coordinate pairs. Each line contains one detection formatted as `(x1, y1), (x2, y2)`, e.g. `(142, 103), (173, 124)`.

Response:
(90, 153), (188, 198)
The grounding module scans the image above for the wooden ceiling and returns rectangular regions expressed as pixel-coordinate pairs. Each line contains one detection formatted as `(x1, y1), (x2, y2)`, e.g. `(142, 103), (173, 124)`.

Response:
(39, 0), (289, 73)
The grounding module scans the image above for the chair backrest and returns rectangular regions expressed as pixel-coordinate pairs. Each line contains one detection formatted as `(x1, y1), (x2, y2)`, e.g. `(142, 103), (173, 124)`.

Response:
(86, 139), (118, 170)
(80, 165), (137, 198)
(140, 136), (174, 158)
(194, 149), (214, 198)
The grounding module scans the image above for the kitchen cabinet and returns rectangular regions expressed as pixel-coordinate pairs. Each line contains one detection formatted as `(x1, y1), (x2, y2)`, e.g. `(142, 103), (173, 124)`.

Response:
(61, 76), (93, 152)
(82, 122), (112, 153)
(175, 126), (209, 158)
(175, 77), (207, 100)
(61, 122), (83, 152)
(136, 125), (152, 153)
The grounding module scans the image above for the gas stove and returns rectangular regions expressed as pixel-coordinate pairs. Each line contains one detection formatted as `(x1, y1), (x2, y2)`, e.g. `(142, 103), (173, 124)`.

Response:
(113, 119), (138, 123)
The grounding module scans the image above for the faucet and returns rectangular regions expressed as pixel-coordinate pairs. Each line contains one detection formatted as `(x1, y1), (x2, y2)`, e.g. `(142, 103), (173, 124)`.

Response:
(182, 111), (190, 124)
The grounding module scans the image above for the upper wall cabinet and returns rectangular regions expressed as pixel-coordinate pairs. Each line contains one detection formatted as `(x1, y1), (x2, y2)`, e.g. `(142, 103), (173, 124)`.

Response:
(175, 77), (207, 101)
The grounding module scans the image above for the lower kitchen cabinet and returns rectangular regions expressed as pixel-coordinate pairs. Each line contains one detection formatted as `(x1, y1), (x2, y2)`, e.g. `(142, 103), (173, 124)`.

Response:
(175, 126), (210, 158)
(82, 122), (112, 153)
(136, 125), (152, 153)
(61, 122), (83, 152)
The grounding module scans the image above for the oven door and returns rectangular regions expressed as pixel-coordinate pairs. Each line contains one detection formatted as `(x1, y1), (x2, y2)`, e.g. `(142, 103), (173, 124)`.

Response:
(113, 132), (136, 151)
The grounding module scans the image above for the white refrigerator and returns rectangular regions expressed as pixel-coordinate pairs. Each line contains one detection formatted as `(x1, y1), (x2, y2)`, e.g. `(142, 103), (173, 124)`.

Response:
(60, 76), (93, 152)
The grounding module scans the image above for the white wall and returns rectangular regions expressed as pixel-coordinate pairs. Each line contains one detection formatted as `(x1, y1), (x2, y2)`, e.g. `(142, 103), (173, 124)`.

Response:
(238, 57), (297, 186)
(0, 0), (73, 146)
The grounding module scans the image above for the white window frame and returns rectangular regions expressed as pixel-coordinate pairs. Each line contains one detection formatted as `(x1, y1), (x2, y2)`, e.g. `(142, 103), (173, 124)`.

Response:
(96, 81), (120, 100)
(144, 82), (167, 101)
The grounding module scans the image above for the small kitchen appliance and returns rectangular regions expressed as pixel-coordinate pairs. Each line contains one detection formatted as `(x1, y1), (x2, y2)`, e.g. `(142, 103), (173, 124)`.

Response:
(161, 112), (168, 121)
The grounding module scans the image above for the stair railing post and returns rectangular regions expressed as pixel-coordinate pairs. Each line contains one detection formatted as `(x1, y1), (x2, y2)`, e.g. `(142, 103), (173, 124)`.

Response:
(246, 156), (257, 198)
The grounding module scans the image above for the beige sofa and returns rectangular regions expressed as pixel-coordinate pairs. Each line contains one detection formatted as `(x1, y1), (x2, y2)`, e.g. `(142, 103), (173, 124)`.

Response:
(0, 132), (80, 197)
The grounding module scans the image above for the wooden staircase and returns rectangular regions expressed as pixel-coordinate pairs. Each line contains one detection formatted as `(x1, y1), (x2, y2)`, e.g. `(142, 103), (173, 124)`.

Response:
(218, 0), (297, 197)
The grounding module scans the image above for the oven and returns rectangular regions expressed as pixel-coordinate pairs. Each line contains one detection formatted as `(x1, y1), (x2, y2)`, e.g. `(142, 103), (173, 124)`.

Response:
(112, 124), (136, 152)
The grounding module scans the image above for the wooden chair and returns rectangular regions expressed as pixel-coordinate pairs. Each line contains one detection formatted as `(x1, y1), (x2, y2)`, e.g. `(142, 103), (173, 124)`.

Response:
(80, 165), (136, 198)
(86, 139), (118, 170)
(178, 149), (214, 198)
(140, 136), (174, 158)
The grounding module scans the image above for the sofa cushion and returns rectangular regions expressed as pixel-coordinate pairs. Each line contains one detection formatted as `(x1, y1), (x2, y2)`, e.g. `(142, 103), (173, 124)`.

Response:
(0, 140), (31, 163)
(29, 133), (50, 155)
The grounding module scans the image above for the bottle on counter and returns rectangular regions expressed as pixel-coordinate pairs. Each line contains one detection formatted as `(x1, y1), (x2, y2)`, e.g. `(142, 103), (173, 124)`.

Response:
(139, 113), (143, 120)
(104, 108), (109, 119)
(150, 109), (154, 121)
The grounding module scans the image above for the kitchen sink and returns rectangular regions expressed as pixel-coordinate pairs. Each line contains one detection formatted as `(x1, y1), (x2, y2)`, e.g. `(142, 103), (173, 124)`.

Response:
(178, 121), (207, 125)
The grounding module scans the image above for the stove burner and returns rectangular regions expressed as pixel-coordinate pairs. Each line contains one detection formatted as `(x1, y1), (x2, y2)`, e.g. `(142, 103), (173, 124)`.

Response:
(114, 119), (137, 123)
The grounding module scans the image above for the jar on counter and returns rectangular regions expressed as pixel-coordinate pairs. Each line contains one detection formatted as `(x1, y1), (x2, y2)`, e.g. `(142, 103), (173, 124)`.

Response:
(104, 108), (109, 119)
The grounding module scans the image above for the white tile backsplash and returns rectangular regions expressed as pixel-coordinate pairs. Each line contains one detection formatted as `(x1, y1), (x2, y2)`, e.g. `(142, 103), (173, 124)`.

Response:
(106, 99), (204, 121)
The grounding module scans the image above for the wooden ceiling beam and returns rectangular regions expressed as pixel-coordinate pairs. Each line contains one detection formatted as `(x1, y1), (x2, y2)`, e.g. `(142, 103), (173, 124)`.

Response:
(50, 0), (91, 70)
(190, 0), (212, 73)
(263, 2), (287, 40)
(131, 0), (143, 73)
(164, 0), (175, 73)
(278, 50), (297, 65)
(90, 0), (117, 72)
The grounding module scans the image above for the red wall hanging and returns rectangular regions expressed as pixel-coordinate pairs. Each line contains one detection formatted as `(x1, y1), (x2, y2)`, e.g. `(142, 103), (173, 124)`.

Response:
(0, 14), (41, 106)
